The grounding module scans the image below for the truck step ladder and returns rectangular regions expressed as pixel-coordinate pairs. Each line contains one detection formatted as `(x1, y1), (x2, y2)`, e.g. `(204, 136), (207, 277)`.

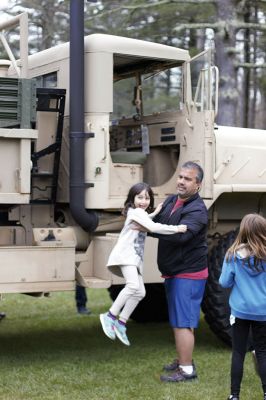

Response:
(31, 87), (66, 204)
(75, 267), (111, 289)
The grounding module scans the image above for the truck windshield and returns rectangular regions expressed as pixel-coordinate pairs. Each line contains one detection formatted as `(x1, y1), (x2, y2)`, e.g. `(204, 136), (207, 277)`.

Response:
(112, 66), (183, 120)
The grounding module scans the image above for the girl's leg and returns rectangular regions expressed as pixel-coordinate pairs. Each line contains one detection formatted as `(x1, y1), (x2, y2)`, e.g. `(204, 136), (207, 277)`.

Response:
(119, 273), (145, 322)
(230, 318), (250, 396)
(109, 265), (145, 321)
(251, 321), (266, 393)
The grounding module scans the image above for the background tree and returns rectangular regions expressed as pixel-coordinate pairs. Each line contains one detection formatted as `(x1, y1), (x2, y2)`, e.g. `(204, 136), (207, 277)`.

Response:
(1, 0), (69, 54)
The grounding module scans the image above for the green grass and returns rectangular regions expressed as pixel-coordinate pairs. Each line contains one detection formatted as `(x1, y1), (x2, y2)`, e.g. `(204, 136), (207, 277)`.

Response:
(0, 289), (262, 400)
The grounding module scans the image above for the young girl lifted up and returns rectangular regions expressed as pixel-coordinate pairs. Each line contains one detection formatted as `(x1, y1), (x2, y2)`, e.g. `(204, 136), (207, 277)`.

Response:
(219, 213), (266, 400)
(100, 182), (187, 346)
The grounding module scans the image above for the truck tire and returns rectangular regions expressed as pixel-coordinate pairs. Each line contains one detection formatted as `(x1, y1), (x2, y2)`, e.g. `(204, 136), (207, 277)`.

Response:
(201, 230), (237, 346)
(108, 282), (168, 322)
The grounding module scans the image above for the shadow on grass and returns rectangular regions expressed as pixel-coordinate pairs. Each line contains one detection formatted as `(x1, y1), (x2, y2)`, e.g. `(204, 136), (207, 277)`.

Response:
(0, 291), (228, 370)
(196, 315), (230, 351)
(0, 315), (227, 364)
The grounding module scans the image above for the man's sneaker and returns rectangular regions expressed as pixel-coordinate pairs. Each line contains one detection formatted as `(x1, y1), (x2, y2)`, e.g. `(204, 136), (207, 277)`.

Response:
(113, 320), (130, 346)
(163, 359), (195, 371)
(163, 359), (180, 371)
(100, 313), (116, 340)
(227, 396), (239, 400)
(160, 366), (197, 382)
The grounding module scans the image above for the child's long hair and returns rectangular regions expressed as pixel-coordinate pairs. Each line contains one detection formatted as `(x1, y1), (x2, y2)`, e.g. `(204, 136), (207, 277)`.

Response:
(226, 213), (266, 270)
(122, 182), (154, 217)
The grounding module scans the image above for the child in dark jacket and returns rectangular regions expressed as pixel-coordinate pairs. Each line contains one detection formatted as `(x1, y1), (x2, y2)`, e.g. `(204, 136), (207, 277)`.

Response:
(219, 213), (266, 400)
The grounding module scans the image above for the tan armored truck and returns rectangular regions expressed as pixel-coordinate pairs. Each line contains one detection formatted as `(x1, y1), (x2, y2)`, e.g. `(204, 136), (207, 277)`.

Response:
(0, 12), (265, 344)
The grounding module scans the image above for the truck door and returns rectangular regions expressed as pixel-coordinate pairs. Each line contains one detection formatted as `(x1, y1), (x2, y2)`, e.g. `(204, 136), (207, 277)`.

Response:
(180, 49), (218, 199)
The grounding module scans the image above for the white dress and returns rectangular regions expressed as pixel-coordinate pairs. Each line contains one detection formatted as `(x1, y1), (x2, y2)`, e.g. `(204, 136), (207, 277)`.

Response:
(107, 207), (178, 277)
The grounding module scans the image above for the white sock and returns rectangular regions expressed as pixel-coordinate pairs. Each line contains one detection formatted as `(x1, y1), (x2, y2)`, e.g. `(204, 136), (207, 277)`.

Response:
(180, 365), (193, 374)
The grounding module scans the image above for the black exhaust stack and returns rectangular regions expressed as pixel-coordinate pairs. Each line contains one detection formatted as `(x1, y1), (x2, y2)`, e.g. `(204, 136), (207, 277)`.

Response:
(69, 0), (98, 232)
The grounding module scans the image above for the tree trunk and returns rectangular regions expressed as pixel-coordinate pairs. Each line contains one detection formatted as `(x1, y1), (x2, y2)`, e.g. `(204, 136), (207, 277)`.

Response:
(243, 3), (251, 127)
(215, 0), (238, 126)
(250, 3), (258, 128)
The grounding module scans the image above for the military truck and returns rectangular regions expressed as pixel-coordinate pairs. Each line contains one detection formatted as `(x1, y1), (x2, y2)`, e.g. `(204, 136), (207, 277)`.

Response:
(0, 6), (265, 345)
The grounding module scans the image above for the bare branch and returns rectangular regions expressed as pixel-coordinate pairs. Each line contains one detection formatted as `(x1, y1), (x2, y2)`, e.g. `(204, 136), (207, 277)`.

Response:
(118, 0), (214, 7)
(236, 62), (266, 69)
(173, 22), (221, 32)
(173, 21), (266, 33)
(233, 21), (266, 31)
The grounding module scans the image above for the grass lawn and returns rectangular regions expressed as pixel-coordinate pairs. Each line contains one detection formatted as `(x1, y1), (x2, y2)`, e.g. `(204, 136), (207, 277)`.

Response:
(0, 289), (262, 400)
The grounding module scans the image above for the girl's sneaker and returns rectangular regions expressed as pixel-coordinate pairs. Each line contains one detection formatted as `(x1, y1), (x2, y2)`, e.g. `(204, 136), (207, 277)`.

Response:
(114, 320), (130, 346)
(227, 396), (239, 400)
(100, 313), (116, 340)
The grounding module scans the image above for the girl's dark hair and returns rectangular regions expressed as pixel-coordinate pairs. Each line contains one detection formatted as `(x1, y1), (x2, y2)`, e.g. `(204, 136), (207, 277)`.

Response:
(122, 182), (154, 216)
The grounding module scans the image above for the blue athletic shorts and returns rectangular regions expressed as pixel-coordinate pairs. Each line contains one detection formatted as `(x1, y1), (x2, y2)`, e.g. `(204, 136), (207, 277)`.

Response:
(164, 278), (206, 328)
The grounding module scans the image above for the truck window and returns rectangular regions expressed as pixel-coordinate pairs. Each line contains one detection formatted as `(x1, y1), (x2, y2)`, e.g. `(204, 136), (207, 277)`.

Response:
(35, 71), (57, 88)
(113, 76), (136, 121)
(142, 66), (182, 115)
(112, 66), (182, 121)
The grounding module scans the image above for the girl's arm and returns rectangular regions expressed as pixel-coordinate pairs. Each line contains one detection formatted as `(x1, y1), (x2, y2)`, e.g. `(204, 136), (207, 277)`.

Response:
(129, 208), (187, 235)
(148, 203), (163, 219)
(219, 257), (235, 288)
(152, 208), (207, 244)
